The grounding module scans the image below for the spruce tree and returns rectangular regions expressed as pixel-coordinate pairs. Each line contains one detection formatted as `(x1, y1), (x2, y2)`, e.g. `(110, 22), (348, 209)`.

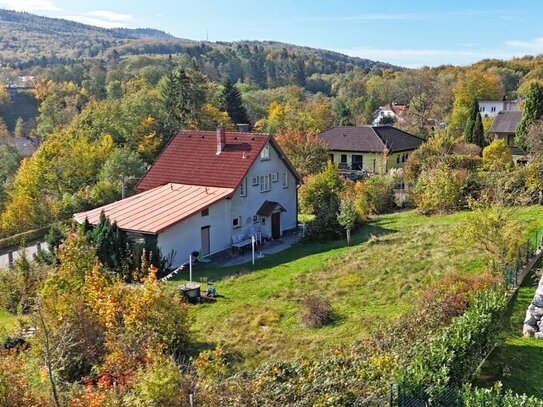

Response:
(220, 79), (250, 126)
(516, 82), (543, 147)
(463, 98), (479, 143)
(472, 112), (485, 147)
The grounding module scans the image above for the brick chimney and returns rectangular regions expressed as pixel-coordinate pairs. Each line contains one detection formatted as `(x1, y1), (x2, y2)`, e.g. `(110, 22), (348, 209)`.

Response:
(216, 123), (226, 155)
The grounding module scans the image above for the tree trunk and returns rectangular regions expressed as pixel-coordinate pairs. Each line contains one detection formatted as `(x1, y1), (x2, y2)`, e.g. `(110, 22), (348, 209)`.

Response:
(346, 229), (351, 245)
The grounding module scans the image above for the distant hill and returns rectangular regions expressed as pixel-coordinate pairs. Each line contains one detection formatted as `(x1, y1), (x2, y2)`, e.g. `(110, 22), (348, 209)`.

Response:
(0, 9), (397, 72)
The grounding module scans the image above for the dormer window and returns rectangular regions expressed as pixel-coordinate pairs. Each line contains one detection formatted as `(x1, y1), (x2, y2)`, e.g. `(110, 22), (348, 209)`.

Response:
(260, 145), (270, 160)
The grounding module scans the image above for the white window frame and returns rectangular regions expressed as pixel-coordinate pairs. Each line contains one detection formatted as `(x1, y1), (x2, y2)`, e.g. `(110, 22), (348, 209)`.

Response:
(232, 216), (242, 229)
(260, 145), (270, 160)
(282, 172), (288, 188)
(260, 174), (271, 192)
(252, 176), (259, 186)
(240, 178), (247, 197)
(271, 172), (278, 182)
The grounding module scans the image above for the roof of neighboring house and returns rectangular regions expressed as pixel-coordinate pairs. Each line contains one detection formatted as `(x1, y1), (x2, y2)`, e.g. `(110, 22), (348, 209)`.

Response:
(74, 183), (234, 234)
(256, 200), (287, 217)
(137, 130), (301, 191)
(487, 111), (523, 134)
(317, 125), (424, 154)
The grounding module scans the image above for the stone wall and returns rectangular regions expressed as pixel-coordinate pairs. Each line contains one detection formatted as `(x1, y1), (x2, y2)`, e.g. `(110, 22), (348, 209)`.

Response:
(523, 277), (543, 339)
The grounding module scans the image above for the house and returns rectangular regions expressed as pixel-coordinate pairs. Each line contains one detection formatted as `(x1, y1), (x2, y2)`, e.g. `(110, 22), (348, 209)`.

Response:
(478, 98), (521, 118)
(317, 125), (424, 178)
(74, 125), (302, 269)
(486, 110), (526, 163)
(372, 102), (407, 125)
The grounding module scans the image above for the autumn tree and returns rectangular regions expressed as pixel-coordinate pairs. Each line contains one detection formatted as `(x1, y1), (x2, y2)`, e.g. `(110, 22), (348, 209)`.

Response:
(274, 129), (328, 177)
(220, 79), (250, 125)
(516, 81), (543, 147)
(482, 139), (512, 171)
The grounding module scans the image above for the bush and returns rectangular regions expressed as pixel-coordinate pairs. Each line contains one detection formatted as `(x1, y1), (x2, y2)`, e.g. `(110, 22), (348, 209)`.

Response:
(400, 288), (507, 400)
(355, 175), (396, 215)
(463, 383), (543, 406)
(482, 139), (513, 171)
(412, 165), (466, 214)
(300, 295), (333, 328)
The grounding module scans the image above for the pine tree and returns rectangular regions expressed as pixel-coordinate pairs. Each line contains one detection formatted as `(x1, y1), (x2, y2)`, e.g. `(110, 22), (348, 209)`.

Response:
(463, 98), (479, 143)
(220, 79), (250, 126)
(472, 112), (485, 147)
(516, 82), (543, 147)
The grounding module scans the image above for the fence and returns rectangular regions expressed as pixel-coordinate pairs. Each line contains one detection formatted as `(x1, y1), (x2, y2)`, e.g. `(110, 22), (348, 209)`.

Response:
(391, 228), (543, 407)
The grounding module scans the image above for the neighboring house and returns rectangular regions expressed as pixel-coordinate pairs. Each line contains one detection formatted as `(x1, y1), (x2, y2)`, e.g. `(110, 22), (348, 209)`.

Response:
(372, 102), (407, 125)
(486, 110), (526, 162)
(478, 98), (521, 118)
(317, 125), (424, 178)
(74, 125), (302, 268)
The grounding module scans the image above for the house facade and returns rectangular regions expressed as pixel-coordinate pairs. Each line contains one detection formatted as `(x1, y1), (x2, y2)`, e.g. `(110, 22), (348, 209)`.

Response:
(487, 110), (526, 163)
(478, 99), (520, 118)
(372, 103), (407, 125)
(74, 126), (301, 269)
(317, 125), (424, 178)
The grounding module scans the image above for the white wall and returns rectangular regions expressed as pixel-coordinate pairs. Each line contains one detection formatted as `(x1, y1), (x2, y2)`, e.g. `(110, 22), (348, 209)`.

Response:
(157, 140), (298, 268)
(479, 100), (519, 118)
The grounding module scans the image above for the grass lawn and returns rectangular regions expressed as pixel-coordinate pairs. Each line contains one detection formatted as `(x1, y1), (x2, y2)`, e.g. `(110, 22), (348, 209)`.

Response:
(0, 309), (20, 335)
(475, 260), (543, 398)
(169, 206), (543, 368)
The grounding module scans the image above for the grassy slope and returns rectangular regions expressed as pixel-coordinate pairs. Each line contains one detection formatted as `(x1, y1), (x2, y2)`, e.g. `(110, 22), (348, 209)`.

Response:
(169, 206), (543, 368)
(475, 261), (543, 398)
(0, 309), (19, 334)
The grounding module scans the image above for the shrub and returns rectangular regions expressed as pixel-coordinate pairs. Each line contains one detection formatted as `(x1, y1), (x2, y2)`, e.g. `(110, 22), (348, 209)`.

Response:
(482, 139), (512, 171)
(355, 175), (396, 215)
(412, 165), (466, 214)
(463, 383), (543, 406)
(400, 288), (507, 400)
(300, 295), (333, 328)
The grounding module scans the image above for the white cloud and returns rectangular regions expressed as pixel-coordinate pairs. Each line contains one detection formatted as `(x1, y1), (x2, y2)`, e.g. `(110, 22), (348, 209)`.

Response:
(0, 0), (60, 12)
(60, 10), (133, 29)
(86, 10), (132, 23)
(301, 13), (422, 23)
(506, 37), (543, 51)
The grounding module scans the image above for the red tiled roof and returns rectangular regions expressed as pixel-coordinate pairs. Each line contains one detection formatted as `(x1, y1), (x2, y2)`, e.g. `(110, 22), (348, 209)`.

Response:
(137, 130), (272, 191)
(74, 183), (234, 234)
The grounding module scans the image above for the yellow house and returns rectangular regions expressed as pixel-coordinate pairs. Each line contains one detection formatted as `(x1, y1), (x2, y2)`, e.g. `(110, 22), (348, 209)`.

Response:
(317, 125), (425, 178)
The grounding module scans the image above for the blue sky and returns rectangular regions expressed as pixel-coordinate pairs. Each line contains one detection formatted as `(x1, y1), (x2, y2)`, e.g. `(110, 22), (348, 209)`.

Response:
(4, 0), (543, 67)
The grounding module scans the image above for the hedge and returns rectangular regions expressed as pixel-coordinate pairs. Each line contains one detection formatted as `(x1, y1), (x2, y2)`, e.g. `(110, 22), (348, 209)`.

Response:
(399, 288), (508, 401)
(463, 383), (543, 407)
(0, 226), (49, 251)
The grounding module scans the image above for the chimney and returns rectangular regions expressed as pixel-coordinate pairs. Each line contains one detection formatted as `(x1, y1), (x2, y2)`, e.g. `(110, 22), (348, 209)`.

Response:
(216, 123), (226, 155)
(237, 123), (250, 132)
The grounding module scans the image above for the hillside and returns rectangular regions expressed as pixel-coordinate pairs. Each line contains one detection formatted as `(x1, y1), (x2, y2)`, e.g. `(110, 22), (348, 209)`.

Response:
(0, 9), (396, 72)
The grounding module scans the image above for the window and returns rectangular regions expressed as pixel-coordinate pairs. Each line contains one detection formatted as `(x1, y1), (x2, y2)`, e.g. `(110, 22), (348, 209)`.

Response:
(253, 215), (258, 223)
(271, 172), (278, 182)
(260, 145), (270, 160)
(252, 176), (259, 186)
(491, 106), (496, 112)
(240, 178), (247, 197)
(232, 216), (241, 228)
(405, 153), (408, 161)
(260, 174), (271, 192)
(282, 172), (288, 188)
(328, 153), (334, 163)
(340, 154), (347, 164)
(481, 106), (486, 112)
(396, 155), (400, 164)
(201, 208), (209, 217)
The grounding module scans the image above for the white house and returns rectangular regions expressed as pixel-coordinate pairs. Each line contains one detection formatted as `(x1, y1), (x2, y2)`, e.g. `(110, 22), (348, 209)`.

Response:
(74, 125), (302, 268)
(372, 102), (407, 125)
(478, 99), (520, 118)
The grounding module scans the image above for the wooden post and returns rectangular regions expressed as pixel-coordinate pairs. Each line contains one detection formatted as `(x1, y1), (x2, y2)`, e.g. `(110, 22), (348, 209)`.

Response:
(7, 251), (13, 266)
(252, 236), (255, 266)
(189, 254), (192, 283)
(346, 229), (351, 245)
(37, 242), (42, 253)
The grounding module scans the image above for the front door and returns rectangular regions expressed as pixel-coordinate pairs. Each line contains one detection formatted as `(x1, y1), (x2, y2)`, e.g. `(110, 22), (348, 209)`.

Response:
(271, 212), (281, 239)
(201, 226), (210, 255)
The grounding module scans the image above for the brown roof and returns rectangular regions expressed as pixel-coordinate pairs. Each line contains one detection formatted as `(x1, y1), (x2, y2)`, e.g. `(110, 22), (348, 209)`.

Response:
(137, 130), (301, 191)
(317, 125), (424, 153)
(74, 183), (234, 234)
(256, 201), (287, 217)
(488, 111), (523, 134)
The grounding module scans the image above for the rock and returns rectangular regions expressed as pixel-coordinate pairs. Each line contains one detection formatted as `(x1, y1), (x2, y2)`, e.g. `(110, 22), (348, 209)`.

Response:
(538, 320), (543, 330)
(524, 324), (537, 337)
(525, 310), (538, 326)
(529, 305), (543, 319)
(536, 284), (543, 297)
(533, 294), (543, 308)
(535, 332), (543, 340)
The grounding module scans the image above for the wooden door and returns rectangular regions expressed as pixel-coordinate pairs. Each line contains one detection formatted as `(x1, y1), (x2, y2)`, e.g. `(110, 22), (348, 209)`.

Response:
(271, 212), (281, 239)
(201, 226), (210, 255)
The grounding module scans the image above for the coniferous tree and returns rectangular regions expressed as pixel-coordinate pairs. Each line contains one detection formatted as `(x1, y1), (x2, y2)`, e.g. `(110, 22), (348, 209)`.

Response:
(472, 112), (485, 147)
(220, 79), (250, 125)
(463, 98), (479, 143)
(516, 82), (543, 147)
